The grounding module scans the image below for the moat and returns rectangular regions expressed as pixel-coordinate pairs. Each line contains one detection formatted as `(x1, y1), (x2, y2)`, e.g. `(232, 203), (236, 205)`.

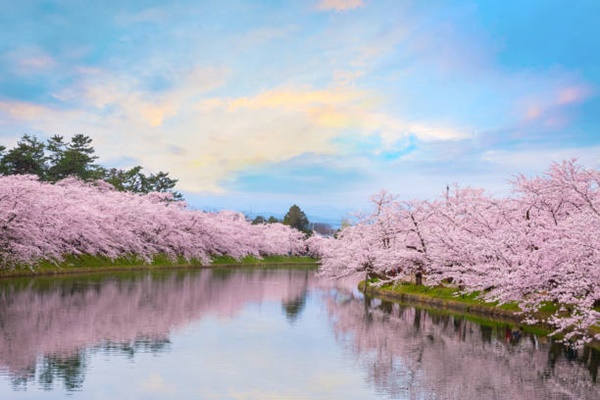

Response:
(0, 267), (597, 399)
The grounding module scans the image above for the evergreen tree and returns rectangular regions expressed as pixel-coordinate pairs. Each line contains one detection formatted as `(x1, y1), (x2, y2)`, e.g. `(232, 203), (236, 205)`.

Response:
(46, 134), (100, 182)
(1, 133), (183, 199)
(0, 145), (5, 175)
(145, 171), (182, 200)
(103, 166), (147, 192)
(103, 166), (182, 199)
(0, 135), (47, 178)
(283, 204), (311, 234)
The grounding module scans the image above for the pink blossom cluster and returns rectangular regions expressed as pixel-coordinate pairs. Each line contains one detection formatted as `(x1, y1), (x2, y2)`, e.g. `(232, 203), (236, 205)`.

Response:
(319, 160), (600, 344)
(0, 175), (306, 269)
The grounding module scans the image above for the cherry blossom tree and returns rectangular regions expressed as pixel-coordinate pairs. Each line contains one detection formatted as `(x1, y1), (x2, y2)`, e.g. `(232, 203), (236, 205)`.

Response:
(0, 175), (310, 270)
(496, 160), (600, 342)
(318, 160), (600, 343)
(319, 190), (436, 286)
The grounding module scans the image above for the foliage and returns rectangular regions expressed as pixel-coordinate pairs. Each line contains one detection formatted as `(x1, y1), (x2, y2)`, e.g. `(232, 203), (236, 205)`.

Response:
(0, 135), (47, 177)
(103, 166), (182, 200)
(318, 159), (600, 345)
(210, 255), (316, 265)
(282, 204), (311, 234)
(0, 175), (309, 271)
(251, 215), (280, 225)
(46, 134), (102, 182)
(1, 134), (181, 199)
(251, 215), (267, 225)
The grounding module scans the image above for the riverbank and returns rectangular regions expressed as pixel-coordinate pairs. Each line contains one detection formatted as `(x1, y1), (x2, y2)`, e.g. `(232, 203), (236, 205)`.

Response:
(360, 281), (600, 347)
(0, 254), (318, 279)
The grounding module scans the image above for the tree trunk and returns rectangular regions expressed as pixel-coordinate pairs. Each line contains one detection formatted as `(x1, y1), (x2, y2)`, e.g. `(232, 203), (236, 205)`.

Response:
(415, 271), (423, 286)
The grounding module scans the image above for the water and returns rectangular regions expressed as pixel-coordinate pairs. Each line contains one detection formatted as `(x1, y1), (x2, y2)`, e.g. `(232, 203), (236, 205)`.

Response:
(0, 267), (597, 399)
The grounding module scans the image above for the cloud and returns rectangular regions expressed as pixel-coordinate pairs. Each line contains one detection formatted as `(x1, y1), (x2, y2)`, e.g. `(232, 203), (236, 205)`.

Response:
(230, 88), (356, 110)
(556, 85), (593, 105)
(333, 69), (365, 86)
(315, 0), (365, 12)
(18, 54), (57, 70)
(1, 0), (595, 206)
(216, 86), (469, 141)
(55, 65), (230, 127)
(0, 75), (471, 195)
(516, 83), (594, 131)
(481, 145), (600, 173)
(234, 26), (298, 51)
(4, 48), (58, 75)
(173, 85), (470, 193)
(229, 153), (368, 195)
(0, 101), (54, 120)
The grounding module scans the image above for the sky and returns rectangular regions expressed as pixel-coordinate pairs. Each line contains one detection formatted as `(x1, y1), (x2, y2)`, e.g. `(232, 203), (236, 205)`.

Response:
(1, 0), (599, 224)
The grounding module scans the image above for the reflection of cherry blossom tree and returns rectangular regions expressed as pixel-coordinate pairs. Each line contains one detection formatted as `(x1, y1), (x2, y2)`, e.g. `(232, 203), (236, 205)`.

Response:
(325, 289), (599, 400)
(319, 160), (600, 343)
(0, 268), (316, 389)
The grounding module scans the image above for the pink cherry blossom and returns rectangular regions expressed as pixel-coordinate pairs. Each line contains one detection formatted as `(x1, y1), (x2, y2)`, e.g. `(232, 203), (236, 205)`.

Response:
(0, 175), (308, 269)
(318, 160), (600, 344)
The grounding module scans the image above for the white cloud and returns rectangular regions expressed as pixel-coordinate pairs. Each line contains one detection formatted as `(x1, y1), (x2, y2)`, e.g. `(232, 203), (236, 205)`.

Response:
(0, 75), (472, 195)
(481, 146), (600, 174)
(4, 47), (59, 76)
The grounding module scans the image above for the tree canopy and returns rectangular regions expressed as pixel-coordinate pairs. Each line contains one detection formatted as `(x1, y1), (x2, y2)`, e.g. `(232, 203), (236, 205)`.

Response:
(46, 134), (101, 182)
(283, 204), (311, 234)
(317, 160), (600, 345)
(0, 175), (308, 269)
(0, 135), (47, 177)
(0, 134), (181, 199)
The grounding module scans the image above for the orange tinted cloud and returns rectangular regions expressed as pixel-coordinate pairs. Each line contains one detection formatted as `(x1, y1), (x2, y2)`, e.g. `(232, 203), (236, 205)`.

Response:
(0, 101), (54, 120)
(557, 86), (591, 105)
(520, 84), (593, 126)
(315, 0), (364, 12)
(227, 87), (362, 111)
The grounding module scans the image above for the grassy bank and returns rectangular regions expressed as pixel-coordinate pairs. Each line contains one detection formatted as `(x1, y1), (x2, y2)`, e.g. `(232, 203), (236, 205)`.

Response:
(0, 254), (318, 278)
(362, 281), (600, 344)
(211, 255), (318, 266)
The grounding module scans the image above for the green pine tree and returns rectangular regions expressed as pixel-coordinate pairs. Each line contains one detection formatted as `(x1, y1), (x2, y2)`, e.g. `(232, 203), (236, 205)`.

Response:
(283, 204), (311, 234)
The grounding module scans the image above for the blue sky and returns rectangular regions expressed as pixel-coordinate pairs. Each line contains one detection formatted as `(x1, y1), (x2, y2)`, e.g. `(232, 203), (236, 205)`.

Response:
(1, 0), (599, 222)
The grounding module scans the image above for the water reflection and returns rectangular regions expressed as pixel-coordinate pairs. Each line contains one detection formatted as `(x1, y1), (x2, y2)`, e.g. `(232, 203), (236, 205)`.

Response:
(0, 268), (597, 399)
(326, 290), (599, 399)
(0, 268), (314, 392)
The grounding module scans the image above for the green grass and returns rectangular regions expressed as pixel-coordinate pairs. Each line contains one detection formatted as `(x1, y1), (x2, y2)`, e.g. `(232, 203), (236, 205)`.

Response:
(0, 254), (318, 278)
(211, 255), (317, 265)
(384, 283), (481, 302)
(381, 282), (558, 314)
(368, 283), (553, 337)
(369, 282), (600, 342)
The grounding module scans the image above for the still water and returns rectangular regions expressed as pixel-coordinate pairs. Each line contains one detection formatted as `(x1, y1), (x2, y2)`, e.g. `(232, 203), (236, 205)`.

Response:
(0, 267), (597, 399)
